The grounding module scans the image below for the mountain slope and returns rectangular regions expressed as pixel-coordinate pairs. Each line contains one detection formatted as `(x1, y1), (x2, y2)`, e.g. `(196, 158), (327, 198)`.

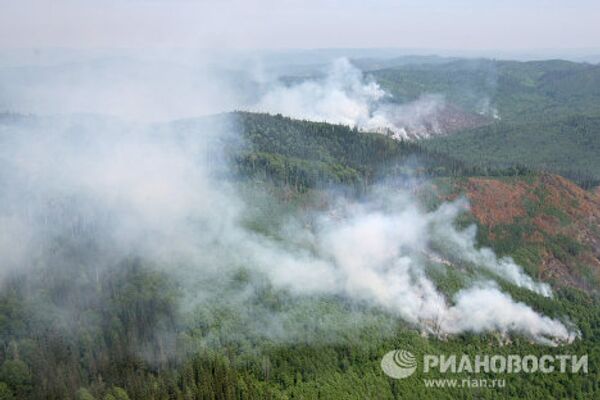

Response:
(420, 115), (600, 187)
(0, 112), (599, 399)
(231, 113), (600, 293)
(371, 59), (600, 123)
(229, 111), (493, 189)
(444, 174), (600, 292)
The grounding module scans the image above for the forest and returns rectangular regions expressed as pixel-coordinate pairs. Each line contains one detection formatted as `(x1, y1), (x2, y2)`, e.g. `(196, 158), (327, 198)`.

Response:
(369, 59), (600, 187)
(0, 112), (598, 400)
(2, 0), (600, 397)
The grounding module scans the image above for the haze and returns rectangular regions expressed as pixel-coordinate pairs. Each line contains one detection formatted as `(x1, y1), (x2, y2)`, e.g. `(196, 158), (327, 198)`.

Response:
(1, 0), (599, 52)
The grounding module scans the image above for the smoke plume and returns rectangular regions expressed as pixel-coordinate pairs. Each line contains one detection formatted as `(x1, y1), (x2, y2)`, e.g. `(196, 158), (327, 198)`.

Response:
(252, 58), (449, 139)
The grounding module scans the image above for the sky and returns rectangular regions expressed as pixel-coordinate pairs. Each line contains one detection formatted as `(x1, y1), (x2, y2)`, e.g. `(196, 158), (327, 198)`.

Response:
(1, 0), (599, 51)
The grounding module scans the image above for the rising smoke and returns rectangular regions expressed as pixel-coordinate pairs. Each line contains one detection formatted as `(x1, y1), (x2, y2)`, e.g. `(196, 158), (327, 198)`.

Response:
(252, 58), (450, 139)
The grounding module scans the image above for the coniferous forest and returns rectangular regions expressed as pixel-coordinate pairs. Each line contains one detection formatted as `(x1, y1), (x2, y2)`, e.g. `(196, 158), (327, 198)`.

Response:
(1, 3), (600, 398)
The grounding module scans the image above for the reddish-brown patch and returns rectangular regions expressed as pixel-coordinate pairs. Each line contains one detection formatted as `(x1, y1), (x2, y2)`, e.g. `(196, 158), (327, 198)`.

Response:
(525, 230), (545, 243)
(540, 175), (600, 219)
(532, 214), (560, 235)
(458, 174), (600, 292)
(462, 178), (534, 227)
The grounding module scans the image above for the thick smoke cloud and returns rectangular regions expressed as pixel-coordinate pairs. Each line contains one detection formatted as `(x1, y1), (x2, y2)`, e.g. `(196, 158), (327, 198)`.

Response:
(247, 193), (570, 344)
(0, 53), (575, 348)
(252, 58), (448, 139)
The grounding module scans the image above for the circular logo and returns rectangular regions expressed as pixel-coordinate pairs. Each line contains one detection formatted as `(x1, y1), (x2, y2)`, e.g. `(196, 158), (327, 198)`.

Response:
(381, 350), (417, 379)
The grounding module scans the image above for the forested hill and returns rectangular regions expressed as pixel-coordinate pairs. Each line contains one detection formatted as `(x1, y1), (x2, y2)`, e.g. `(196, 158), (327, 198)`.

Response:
(365, 59), (600, 188)
(420, 115), (600, 188)
(228, 111), (528, 190)
(244, 58), (600, 189)
(371, 59), (600, 123)
(0, 112), (598, 399)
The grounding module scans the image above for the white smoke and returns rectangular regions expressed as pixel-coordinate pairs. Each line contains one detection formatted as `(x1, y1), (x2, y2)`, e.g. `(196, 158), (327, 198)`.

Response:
(252, 58), (447, 139)
(430, 200), (552, 296)
(442, 286), (570, 345)
(477, 96), (500, 120)
(253, 58), (386, 126)
(246, 193), (571, 344)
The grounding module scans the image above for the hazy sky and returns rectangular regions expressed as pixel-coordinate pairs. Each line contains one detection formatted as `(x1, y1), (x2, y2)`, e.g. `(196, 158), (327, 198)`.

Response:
(1, 0), (599, 50)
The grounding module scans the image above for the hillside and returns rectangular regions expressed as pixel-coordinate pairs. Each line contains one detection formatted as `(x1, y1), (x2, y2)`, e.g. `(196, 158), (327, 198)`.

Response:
(0, 112), (598, 399)
(371, 59), (600, 123)
(445, 174), (600, 293)
(231, 113), (600, 291)
(400, 60), (600, 188)
(232, 113), (600, 295)
(172, 112), (600, 294)
(228, 111), (532, 189)
(3, 0), (600, 397)
(420, 115), (600, 187)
